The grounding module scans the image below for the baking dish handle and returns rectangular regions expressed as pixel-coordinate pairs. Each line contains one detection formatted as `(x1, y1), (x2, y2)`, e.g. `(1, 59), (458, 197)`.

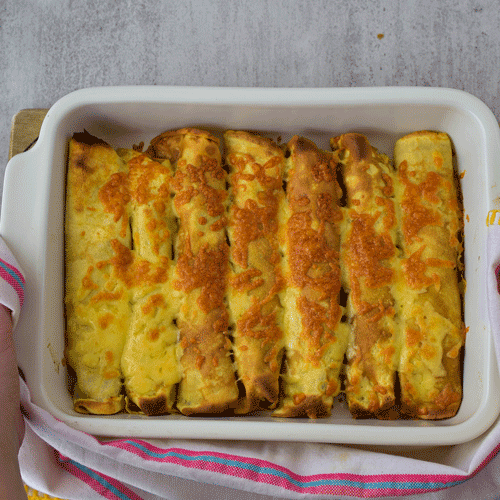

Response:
(0, 146), (48, 274)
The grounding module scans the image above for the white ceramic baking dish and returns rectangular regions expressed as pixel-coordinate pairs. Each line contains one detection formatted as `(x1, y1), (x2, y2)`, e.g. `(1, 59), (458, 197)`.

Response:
(3, 86), (500, 446)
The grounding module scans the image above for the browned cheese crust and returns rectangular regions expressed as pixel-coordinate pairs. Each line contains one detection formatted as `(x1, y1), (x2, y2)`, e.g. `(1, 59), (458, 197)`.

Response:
(331, 133), (399, 419)
(224, 130), (286, 413)
(146, 128), (239, 415)
(273, 136), (348, 418)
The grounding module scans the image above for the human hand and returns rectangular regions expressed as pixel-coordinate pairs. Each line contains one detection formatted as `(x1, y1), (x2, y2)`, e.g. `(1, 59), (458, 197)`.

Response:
(0, 303), (27, 499)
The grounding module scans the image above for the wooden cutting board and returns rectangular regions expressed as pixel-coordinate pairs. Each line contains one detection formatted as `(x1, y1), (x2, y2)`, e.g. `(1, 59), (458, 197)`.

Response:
(9, 108), (48, 159)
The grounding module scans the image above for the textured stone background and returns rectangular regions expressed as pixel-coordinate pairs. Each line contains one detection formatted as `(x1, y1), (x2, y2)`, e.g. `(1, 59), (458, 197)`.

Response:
(1, 0), (499, 201)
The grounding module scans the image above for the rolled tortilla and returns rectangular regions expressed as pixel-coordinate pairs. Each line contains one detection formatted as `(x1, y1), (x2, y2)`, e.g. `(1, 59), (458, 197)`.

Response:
(331, 133), (399, 419)
(147, 128), (239, 415)
(394, 131), (464, 419)
(118, 149), (181, 415)
(65, 132), (131, 414)
(224, 130), (286, 413)
(274, 136), (348, 418)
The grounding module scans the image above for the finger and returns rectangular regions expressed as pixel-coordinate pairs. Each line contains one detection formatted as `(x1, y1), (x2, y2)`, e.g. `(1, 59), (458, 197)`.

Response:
(0, 303), (13, 354)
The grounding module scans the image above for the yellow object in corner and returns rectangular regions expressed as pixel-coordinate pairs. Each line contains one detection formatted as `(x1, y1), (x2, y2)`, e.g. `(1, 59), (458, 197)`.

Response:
(25, 484), (64, 500)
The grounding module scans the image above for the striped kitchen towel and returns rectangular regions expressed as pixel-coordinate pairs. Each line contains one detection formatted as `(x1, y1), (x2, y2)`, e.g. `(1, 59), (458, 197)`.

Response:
(0, 235), (24, 326)
(17, 371), (500, 500)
